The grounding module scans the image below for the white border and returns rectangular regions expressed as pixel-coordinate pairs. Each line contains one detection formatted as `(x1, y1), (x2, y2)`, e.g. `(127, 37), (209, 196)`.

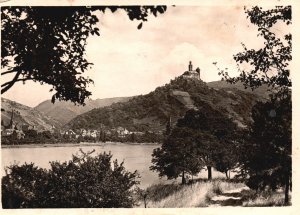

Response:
(0, 0), (299, 215)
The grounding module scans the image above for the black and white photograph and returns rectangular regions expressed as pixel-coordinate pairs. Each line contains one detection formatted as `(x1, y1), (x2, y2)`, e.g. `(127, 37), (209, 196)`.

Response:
(0, 0), (298, 213)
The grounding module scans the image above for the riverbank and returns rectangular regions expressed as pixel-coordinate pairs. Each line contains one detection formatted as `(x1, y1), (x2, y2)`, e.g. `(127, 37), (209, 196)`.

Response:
(1, 141), (161, 149)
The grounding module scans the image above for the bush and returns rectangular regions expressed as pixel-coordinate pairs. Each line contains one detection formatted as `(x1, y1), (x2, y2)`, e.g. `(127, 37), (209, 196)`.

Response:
(2, 150), (140, 208)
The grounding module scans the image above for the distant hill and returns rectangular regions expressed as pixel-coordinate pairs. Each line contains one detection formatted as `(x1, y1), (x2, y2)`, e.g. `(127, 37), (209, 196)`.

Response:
(207, 80), (271, 99)
(1, 98), (61, 131)
(34, 97), (131, 125)
(66, 77), (268, 132)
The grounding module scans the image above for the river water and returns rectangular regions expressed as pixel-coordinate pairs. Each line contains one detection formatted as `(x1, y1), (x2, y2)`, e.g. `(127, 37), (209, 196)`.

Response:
(1, 143), (225, 188)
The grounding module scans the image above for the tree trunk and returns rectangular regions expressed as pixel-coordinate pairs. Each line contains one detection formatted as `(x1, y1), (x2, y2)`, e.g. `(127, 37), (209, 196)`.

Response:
(284, 172), (290, 205)
(290, 172), (292, 192)
(143, 195), (147, 208)
(182, 170), (186, 185)
(207, 166), (212, 180)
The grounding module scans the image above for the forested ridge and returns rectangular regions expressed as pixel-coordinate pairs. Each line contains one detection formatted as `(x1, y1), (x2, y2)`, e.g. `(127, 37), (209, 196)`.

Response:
(67, 76), (264, 132)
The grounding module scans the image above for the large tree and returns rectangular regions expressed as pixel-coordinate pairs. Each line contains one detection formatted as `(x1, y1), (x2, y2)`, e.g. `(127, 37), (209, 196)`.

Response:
(151, 106), (239, 183)
(218, 6), (292, 204)
(150, 127), (203, 185)
(1, 6), (167, 105)
(176, 108), (239, 180)
(239, 93), (291, 190)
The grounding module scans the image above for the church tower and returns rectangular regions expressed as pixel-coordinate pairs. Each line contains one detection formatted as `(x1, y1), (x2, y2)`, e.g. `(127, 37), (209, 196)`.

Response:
(9, 109), (14, 129)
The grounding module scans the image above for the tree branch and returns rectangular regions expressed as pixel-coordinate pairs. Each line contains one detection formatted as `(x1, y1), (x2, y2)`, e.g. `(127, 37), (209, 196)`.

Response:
(1, 78), (32, 88)
(1, 71), (22, 94)
(1, 68), (16, 76)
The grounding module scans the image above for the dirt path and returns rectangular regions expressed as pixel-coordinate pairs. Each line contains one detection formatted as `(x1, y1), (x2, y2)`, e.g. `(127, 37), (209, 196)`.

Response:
(209, 186), (250, 206)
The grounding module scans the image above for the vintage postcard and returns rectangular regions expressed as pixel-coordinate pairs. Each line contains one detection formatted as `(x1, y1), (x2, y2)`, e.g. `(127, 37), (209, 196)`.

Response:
(0, 0), (299, 215)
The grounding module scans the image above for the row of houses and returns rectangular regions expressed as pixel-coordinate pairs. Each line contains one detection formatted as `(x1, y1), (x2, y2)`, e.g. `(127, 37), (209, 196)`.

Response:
(1, 120), (148, 140)
(63, 127), (140, 139)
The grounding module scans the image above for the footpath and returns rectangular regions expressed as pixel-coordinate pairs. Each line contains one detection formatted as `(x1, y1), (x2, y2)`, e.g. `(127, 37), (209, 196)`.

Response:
(209, 186), (250, 206)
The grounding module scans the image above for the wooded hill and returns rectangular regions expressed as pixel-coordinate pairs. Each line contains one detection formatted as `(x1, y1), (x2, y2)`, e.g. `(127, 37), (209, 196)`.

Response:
(1, 98), (61, 131)
(66, 77), (267, 132)
(35, 97), (132, 125)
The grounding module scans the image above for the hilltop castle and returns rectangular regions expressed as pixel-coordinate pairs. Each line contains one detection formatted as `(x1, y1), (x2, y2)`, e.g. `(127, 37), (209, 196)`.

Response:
(182, 61), (200, 80)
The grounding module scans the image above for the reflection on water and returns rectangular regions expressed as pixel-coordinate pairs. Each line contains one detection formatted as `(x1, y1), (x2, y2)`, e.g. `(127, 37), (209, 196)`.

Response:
(1, 143), (225, 188)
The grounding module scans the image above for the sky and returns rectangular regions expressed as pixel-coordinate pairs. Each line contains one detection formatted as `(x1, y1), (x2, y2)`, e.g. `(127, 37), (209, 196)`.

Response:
(2, 5), (268, 107)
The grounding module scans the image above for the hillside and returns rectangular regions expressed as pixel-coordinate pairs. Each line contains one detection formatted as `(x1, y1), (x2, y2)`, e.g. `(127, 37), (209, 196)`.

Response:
(35, 97), (131, 125)
(207, 80), (271, 99)
(1, 98), (61, 131)
(66, 77), (266, 132)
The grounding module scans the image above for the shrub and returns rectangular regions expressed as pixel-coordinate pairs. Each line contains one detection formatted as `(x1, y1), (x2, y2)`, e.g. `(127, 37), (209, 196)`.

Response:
(2, 150), (139, 208)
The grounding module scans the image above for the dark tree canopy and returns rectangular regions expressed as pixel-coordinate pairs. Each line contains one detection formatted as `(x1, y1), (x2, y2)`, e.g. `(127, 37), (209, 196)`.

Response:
(218, 6), (291, 92)
(150, 127), (203, 184)
(151, 107), (240, 182)
(238, 93), (291, 193)
(177, 108), (240, 180)
(1, 6), (167, 105)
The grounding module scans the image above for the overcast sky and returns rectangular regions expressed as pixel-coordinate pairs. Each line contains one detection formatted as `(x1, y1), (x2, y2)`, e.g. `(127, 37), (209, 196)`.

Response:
(3, 5), (268, 107)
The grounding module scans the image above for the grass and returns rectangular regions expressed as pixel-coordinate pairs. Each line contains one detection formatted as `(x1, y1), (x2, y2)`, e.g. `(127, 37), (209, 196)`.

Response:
(134, 178), (291, 207)
(134, 179), (245, 208)
(242, 191), (291, 206)
(205, 179), (246, 205)
(145, 181), (212, 207)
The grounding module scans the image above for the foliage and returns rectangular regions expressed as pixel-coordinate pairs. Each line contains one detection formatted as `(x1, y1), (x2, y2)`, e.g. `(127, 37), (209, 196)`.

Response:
(218, 6), (291, 92)
(2, 150), (140, 208)
(150, 127), (203, 184)
(150, 105), (240, 182)
(66, 78), (190, 131)
(1, 6), (167, 104)
(214, 144), (238, 179)
(216, 6), (292, 204)
(67, 76), (256, 135)
(176, 108), (240, 179)
(237, 93), (291, 191)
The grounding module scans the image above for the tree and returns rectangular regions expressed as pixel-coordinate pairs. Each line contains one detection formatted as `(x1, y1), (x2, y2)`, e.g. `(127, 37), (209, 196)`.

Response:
(24, 129), (38, 139)
(2, 150), (140, 208)
(176, 108), (239, 180)
(1, 6), (167, 105)
(238, 93), (291, 200)
(218, 6), (292, 204)
(214, 139), (239, 179)
(218, 6), (291, 92)
(150, 127), (203, 184)
(150, 106), (239, 182)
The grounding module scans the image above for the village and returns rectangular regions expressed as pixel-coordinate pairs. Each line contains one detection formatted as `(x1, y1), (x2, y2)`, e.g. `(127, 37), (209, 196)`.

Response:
(1, 111), (163, 144)
(1, 118), (157, 143)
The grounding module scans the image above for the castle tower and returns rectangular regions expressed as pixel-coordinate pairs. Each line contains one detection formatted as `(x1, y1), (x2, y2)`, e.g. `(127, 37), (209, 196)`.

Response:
(188, 61), (193, 71)
(196, 67), (201, 80)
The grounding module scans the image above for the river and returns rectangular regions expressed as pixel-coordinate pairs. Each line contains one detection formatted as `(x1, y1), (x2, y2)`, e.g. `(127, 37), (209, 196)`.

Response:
(1, 143), (225, 188)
